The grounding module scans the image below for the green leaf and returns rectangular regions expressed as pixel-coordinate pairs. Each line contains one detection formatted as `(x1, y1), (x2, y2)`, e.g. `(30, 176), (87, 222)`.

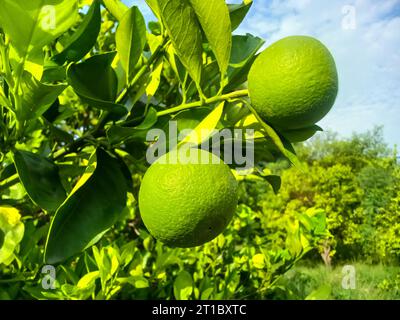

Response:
(228, 1), (253, 31)
(264, 175), (282, 195)
(20, 71), (67, 121)
(0, 0), (78, 68)
(52, 0), (101, 65)
(41, 60), (67, 83)
(246, 104), (301, 167)
(107, 107), (158, 145)
(189, 0), (232, 77)
(102, 0), (129, 21)
(145, 0), (162, 21)
(173, 270), (193, 300)
(178, 102), (225, 147)
(13, 150), (66, 212)
(224, 34), (264, 92)
(280, 125), (323, 143)
(252, 253), (265, 269)
(305, 284), (332, 300)
(146, 60), (164, 97)
(157, 0), (203, 86)
(0, 87), (12, 111)
(0, 164), (16, 181)
(44, 148), (128, 264)
(229, 34), (264, 68)
(116, 6), (147, 83)
(200, 287), (214, 300)
(67, 52), (127, 117)
(173, 107), (212, 133)
(77, 271), (100, 290)
(0, 207), (25, 266)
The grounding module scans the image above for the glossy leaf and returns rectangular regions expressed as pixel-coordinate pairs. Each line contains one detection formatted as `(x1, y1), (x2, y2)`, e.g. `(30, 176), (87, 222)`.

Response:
(280, 125), (323, 143)
(228, 1), (253, 31)
(52, 0), (101, 65)
(116, 6), (147, 83)
(157, 0), (203, 86)
(173, 108), (212, 133)
(145, 0), (162, 21)
(13, 150), (66, 212)
(20, 71), (67, 121)
(67, 52), (127, 116)
(189, 0), (232, 77)
(0, 0), (78, 67)
(225, 34), (264, 92)
(178, 102), (225, 147)
(45, 148), (128, 264)
(107, 107), (158, 145)
(230, 34), (264, 68)
(41, 60), (68, 83)
(146, 60), (163, 97)
(102, 0), (129, 21)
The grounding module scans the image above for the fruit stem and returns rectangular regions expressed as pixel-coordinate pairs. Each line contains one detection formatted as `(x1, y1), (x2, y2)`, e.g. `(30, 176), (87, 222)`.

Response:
(156, 89), (249, 117)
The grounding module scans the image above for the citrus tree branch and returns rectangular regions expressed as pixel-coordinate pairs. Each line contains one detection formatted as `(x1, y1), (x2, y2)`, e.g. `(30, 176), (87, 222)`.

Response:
(156, 89), (249, 117)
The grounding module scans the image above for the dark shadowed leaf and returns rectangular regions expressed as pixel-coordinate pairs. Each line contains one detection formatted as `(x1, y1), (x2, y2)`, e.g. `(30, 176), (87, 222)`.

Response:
(246, 104), (301, 167)
(280, 125), (323, 143)
(0, 163), (16, 181)
(67, 52), (127, 117)
(52, 0), (101, 65)
(229, 34), (264, 68)
(20, 71), (67, 121)
(13, 150), (66, 212)
(44, 148), (128, 264)
(107, 107), (158, 145)
(224, 34), (264, 92)
(264, 175), (282, 194)
(228, 1), (253, 31)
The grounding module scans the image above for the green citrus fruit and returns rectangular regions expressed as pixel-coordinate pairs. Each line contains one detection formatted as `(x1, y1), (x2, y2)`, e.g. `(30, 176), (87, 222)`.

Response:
(248, 36), (338, 130)
(138, 148), (238, 248)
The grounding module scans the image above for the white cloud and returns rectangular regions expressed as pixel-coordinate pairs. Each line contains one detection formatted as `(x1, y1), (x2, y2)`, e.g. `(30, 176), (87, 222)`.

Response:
(236, 0), (400, 147)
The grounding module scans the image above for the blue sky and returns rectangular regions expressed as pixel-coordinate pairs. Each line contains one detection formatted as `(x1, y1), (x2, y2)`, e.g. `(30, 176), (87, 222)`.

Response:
(124, 0), (400, 147)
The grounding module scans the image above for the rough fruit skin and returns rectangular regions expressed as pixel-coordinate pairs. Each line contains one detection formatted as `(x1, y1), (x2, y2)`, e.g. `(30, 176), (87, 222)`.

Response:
(138, 149), (238, 248)
(248, 36), (338, 130)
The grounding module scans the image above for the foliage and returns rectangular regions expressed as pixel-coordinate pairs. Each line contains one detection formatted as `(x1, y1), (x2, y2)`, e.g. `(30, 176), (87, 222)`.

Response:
(0, 204), (329, 300)
(273, 263), (400, 300)
(240, 127), (399, 264)
(0, 0), (395, 301)
(0, 0), (333, 300)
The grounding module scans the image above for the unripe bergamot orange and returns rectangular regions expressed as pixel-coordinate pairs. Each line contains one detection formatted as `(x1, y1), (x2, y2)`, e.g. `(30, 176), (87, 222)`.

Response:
(248, 35), (338, 130)
(138, 148), (238, 248)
